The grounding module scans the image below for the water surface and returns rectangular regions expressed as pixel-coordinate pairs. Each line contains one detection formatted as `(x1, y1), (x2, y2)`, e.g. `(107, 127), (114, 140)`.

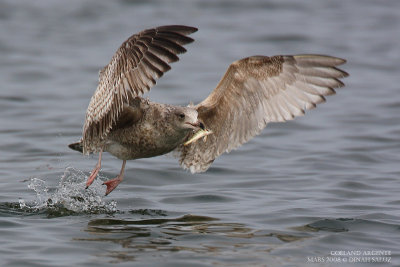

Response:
(1, 0), (400, 266)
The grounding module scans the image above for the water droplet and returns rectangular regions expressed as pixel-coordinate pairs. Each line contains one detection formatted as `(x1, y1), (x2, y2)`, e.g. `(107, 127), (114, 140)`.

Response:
(20, 167), (118, 216)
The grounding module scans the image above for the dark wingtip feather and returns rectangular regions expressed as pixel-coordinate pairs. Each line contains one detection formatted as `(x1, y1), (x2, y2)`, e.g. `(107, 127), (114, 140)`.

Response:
(340, 69), (349, 78)
(157, 25), (198, 35)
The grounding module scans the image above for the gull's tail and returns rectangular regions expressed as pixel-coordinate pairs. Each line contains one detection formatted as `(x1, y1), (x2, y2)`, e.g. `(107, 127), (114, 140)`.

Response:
(68, 141), (83, 153)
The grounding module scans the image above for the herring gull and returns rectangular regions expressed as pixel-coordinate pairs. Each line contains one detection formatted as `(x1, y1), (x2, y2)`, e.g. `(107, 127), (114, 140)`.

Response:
(69, 25), (348, 195)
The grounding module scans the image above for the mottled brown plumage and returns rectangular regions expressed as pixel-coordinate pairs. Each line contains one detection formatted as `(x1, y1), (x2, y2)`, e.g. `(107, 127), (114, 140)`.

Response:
(178, 54), (348, 173)
(69, 25), (348, 195)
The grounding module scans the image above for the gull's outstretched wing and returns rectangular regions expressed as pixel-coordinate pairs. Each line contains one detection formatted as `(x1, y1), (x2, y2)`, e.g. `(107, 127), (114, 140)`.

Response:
(82, 25), (197, 154)
(178, 55), (348, 173)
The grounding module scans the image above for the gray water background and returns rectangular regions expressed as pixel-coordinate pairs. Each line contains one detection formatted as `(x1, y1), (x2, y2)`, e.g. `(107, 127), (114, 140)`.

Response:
(1, 0), (400, 266)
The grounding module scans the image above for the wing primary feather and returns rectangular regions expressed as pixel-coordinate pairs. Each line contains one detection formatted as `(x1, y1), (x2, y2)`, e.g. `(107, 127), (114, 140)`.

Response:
(156, 25), (198, 35)
(156, 32), (195, 46)
(142, 56), (163, 79)
(152, 39), (181, 62)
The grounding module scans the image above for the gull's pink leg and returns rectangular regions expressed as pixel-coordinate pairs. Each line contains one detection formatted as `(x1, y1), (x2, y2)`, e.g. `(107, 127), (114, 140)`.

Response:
(103, 160), (126, 196)
(86, 149), (103, 189)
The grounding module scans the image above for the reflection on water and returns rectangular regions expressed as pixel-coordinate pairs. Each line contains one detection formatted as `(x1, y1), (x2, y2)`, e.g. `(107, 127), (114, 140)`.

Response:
(67, 214), (400, 264)
(75, 213), (313, 264)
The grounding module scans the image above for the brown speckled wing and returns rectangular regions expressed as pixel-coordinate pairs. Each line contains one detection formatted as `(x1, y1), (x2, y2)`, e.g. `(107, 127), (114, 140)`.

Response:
(82, 25), (197, 154)
(178, 55), (348, 173)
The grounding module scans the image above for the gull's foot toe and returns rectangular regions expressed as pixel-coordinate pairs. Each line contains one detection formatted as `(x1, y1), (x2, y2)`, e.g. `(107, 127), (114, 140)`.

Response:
(103, 177), (122, 196)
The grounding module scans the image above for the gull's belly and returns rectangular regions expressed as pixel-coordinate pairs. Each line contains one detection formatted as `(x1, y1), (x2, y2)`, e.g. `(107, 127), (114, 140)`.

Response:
(105, 140), (177, 160)
(105, 126), (189, 160)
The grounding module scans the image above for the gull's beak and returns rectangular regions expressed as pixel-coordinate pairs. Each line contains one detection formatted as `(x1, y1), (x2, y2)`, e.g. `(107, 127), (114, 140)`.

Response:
(199, 121), (205, 130)
(186, 121), (205, 130)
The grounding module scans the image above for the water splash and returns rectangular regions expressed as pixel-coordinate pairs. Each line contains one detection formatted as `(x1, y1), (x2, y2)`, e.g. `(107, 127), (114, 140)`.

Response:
(19, 167), (118, 216)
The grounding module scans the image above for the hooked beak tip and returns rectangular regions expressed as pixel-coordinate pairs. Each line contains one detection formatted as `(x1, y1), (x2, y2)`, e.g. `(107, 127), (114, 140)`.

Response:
(199, 122), (205, 130)
(186, 121), (205, 130)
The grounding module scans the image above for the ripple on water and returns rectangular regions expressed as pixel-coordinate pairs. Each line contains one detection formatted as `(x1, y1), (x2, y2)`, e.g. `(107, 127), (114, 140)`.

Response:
(161, 194), (236, 204)
(69, 214), (400, 265)
(77, 214), (282, 264)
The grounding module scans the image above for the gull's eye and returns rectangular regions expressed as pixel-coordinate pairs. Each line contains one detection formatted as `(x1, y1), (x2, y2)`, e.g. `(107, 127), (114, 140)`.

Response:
(178, 113), (185, 119)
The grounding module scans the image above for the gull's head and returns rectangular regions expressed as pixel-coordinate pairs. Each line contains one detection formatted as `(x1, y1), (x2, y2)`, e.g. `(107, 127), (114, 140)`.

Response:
(171, 106), (204, 132)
